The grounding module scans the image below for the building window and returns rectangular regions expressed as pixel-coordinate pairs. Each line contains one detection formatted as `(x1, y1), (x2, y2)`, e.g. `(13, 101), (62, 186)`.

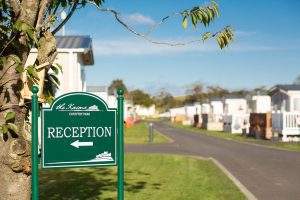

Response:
(294, 98), (300, 112)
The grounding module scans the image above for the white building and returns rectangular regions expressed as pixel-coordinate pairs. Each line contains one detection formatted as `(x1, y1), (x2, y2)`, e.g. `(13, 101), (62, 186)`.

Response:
(210, 98), (224, 114)
(201, 103), (211, 114)
(134, 104), (156, 117)
(269, 85), (300, 112)
(170, 107), (186, 118)
(87, 86), (133, 120)
(87, 86), (117, 109)
(245, 93), (271, 113)
(222, 94), (249, 134)
(223, 94), (248, 115)
(23, 35), (94, 101)
(185, 104), (198, 118)
(269, 85), (300, 141)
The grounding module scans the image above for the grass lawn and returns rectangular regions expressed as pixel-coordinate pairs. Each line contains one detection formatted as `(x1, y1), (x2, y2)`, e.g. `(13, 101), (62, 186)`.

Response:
(39, 153), (246, 200)
(169, 122), (300, 151)
(268, 142), (300, 151)
(125, 122), (171, 144)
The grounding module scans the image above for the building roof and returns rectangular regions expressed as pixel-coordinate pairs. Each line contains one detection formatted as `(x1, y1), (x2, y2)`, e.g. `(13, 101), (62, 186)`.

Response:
(269, 84), (300, 95)
(55, 35), (94, 65)
(272, 84), (300, 91)
(222, 94), (245, 100)
(86, 86), (107, 93)
(209, 97), (222, 102)
(246, 90), (269, 96)
(56, 35), (92, 49)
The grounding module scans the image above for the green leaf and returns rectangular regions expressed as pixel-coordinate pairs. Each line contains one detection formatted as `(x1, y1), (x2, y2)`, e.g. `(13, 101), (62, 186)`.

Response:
(195, 10), (203, 22)
(54, 63), (63, 73)
(9, 54), (21, 64)
(217, 36), (224, 49)
(191, 13), (197, 29)
(0, 56), (8, 65)
(212, 1), (219, 11)
(51, 63), (63, 75)
(33, 34), (38, 46)
(2, 125), (8, 134)
(50, 65), (59, 75)
(182, 16), (188, 29)
(200, 9), (208, 26)
(21, 22), (30, 32)
(212, 3), (219, 18)
(13, 21), (22, 31)
(49, 74), (61, 89)
(222, 33), (229, 46)
(229, 33), (235, 41)
(225, 27), (235, 42)
(45, 92), (55, 105)
(13, 21), (31, 32)
(50, 20), (56, 27)
(61, 0), (67, 7)
(202, 32), (211, 42)
(26, 29), (34, 40)
(181, 10), (189, 17)
(94, 0), (103, 6)
(7, 123), (18, 134)
(15, 66), (25, 73)
(26, 27), (38, 46)
(207, 7), (215, 20)
(206, 6), (213, 20)
(5, 112), (15, 121)
(26, 65), (38, 80)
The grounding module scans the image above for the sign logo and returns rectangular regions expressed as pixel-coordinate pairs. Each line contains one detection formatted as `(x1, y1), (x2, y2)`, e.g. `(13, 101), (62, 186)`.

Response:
(42, 92), (117, 168)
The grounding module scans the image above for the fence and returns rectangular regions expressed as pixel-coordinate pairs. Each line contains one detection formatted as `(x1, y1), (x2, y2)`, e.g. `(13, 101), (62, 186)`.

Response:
(272, 112), (300, 141)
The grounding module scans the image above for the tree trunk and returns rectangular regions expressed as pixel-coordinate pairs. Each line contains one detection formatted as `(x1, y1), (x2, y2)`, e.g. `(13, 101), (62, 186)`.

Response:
(0, 52), (32, 200)
(0, 34), (57, 200)
(0, 1), (51, 199)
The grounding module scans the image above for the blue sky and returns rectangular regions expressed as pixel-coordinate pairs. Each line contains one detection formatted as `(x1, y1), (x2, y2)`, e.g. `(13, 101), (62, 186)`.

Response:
(63, 0), (300, 96)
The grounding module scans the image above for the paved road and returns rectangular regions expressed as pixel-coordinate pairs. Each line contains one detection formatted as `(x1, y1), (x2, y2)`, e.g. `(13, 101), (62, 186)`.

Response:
(125, 122), (300, 200)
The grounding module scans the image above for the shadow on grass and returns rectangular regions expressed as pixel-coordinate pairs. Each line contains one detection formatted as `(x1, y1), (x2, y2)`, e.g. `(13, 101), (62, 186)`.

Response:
(39, 168), (161, 200)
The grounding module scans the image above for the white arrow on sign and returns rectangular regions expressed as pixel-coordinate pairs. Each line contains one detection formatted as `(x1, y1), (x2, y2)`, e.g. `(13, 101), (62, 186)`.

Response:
(71, 140), (94, 148)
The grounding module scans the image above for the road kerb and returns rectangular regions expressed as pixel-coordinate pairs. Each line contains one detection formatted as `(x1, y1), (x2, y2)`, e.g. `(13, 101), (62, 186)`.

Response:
(209, 157), (258, 200)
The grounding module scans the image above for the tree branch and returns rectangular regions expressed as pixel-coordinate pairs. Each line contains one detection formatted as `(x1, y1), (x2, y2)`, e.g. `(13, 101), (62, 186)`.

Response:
(10, 0), (21, 18)
(0, 58), (18, 81)
(51, 0), (79, 35)
(145, 12), (180, 37)
(51, 1), (60, 15)
(0, 78), (19, 87)
(36, 0), (50, 31)
(88, 2), (203, 46)
(0, 34), (17, 56)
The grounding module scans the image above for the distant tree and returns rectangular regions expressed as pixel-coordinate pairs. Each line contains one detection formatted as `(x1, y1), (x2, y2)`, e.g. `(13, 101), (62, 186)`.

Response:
(130, 89), (153, 107)
(185, 82), (205, 103)
(252, 86), (268, 94)
(108, 79), (129, 96)
(231, 90), (249, 95)
(206, 85), (229, 98)
(294, 75), (300, 85)
(154, 89), (179, 112)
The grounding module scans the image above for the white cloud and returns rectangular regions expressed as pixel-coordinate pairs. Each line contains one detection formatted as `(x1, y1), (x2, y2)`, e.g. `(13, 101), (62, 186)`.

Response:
(123, 13), (155, 25)
(93, 38), (280, 56)
(93, 38), (218, 56)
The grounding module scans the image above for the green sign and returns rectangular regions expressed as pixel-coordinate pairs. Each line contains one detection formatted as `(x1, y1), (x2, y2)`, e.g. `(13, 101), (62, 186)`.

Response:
(42, 92), (117, 168)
